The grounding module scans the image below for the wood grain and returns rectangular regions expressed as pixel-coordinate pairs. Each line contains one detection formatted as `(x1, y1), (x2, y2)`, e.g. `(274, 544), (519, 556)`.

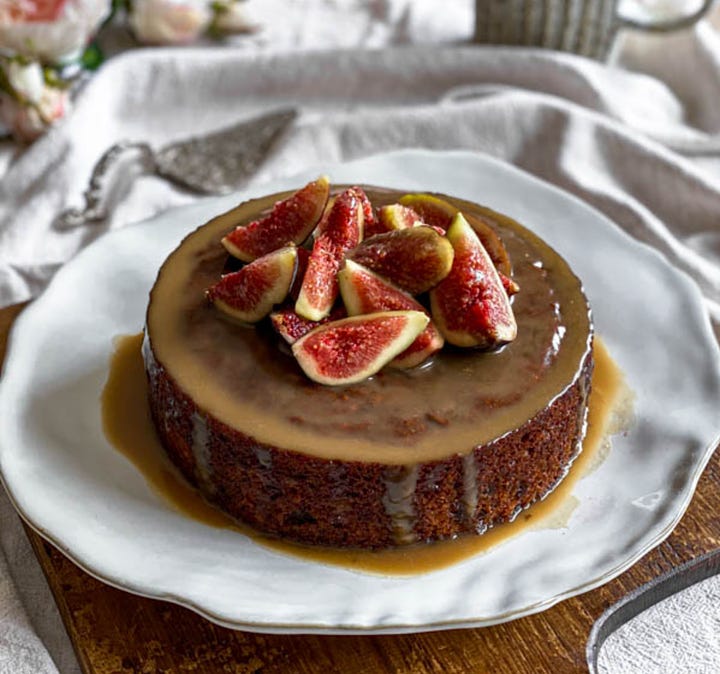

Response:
(2, 302), (719, 674)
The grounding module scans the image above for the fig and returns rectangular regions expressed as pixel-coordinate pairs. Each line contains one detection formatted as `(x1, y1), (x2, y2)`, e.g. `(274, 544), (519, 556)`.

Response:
(374, 203), (420, 233)
(465, 212), (512, 277)
(399, 193), (512, 276)
(355, 186), (379, 238)
(295, 187), (364, 321)
(270, 305), (347, 344)
(291, 311), (429, 385)
(207, 246), (298, 323)
(347, 226), (453, 295)
(288, 246), (311, 301)
(430, 213), (517, 348)
(222, 176), (330, 262)
(398, 193), (456, 230)
(338, 260), (443, 368)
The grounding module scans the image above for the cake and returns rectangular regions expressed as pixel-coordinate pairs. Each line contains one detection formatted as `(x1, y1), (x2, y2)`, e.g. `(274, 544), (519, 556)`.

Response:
(143, 181), (593, 549)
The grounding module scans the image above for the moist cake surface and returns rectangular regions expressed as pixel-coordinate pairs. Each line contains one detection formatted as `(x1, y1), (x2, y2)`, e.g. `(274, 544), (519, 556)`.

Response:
(143, 186), (593, 547)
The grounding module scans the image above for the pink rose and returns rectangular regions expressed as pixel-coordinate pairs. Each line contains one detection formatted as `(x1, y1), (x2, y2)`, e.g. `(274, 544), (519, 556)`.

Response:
(0, 59), (70, 142)
(0, 0), (111, 64)
(129, 0), (212, 45)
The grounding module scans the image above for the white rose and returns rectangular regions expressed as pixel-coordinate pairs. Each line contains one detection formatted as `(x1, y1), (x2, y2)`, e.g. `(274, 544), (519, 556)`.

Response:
(0, 0), (111, 64)
(129, 0), (213, 45)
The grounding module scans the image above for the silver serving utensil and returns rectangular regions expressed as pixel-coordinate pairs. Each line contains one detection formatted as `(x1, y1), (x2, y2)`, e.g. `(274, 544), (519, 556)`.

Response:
(56, 107), (297, 229)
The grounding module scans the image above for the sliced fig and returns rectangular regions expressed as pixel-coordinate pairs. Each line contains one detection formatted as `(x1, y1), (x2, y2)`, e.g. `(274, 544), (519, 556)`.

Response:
(291, 311), (429, 385)
(207, 246), (298, 323)
(399, 193), (511, 276)
(222, 176), (330, 262)
(375, 203), (420, 233)
(398, 193), (456, 230)
(338, 260), (443, 368)
(347, 226), (453, 295)
(288, 246), (311, 301)
(430, 213), (517, 348)
(354, 186), (376, 239)
(270, 304), (347, 344)
(295, 187), (364, 321)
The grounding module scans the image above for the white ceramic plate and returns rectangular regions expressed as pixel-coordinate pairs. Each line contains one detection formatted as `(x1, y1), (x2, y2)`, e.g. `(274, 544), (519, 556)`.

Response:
(1, 150), (719, 634)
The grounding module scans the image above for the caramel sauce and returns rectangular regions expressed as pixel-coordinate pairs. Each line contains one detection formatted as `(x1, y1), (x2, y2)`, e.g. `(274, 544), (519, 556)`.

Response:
(102, 334), (630, 576)
(144, 188), (593, 464)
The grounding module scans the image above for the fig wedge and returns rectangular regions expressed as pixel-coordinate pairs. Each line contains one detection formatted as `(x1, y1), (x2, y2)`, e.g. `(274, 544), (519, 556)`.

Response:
(398, 193), (455, 230)
(374, 203), (420, 234)
(270, 305), (347, 345)
(355, 186), (378, 238)
(288, 246), (311, 301)
(295, 187), (364, 321)
(338, 260), (443, 368)
(430, 213), (517, 348)
(399, 193), (512, 276)
(347, 226), (453, 295)
(291, 311), (429, 385)
(207, 246), (298, 323)
(222, 176), (330, 262)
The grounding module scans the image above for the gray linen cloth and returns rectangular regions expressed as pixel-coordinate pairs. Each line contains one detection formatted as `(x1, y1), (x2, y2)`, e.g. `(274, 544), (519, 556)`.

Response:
(1, 3), (719, 673)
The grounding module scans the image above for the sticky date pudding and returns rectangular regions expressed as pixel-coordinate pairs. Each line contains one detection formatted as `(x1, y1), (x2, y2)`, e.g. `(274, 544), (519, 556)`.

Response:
(143, 182), (593, 548)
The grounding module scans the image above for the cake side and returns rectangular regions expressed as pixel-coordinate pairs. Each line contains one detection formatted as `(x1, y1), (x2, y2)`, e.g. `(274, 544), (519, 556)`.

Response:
(144, 333), (593, 548)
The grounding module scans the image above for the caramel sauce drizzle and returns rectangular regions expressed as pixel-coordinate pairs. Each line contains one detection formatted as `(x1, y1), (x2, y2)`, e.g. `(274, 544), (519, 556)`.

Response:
(102, 334), (630, 576)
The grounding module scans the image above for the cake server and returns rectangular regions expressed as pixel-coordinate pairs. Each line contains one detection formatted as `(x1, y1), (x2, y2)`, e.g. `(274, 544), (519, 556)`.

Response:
(56, 107), (298, 229)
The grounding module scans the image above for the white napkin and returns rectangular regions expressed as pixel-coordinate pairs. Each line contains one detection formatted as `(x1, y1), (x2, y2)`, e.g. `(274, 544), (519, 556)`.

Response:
(0, 2), (719, 673)
(597, 573), (720, 674)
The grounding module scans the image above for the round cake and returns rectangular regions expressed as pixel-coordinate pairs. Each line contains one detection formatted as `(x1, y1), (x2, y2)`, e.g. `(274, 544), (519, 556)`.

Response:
(143, 185), (593, 548)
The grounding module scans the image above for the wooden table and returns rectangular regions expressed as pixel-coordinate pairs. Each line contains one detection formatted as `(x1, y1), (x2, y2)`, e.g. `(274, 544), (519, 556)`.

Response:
(2, 302), (718, 673)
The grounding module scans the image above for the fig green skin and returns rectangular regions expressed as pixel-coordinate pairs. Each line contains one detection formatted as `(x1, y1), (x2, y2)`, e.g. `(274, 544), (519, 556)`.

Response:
(399, 193), (512, 276)
(291, 311), (429, 386)
(347, 226), (454, 296)
(430, 213), (517, 349)
(295, 188), (364, 321)
(222, 176), (329, 262)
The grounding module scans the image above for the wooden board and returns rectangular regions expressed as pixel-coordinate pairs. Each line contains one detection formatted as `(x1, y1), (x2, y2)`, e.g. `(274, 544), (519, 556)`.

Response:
(2, 303), (719, 673)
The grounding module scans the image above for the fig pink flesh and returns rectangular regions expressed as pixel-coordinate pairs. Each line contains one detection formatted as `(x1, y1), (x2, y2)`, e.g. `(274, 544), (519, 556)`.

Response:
(295, 188), (363, 321)
(292, 311), (428, 385)
(222, 176), (329, 262)
(339, 260), (443, 368)
(430, 214), (516, 348)
(207, 247), (297, 322)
